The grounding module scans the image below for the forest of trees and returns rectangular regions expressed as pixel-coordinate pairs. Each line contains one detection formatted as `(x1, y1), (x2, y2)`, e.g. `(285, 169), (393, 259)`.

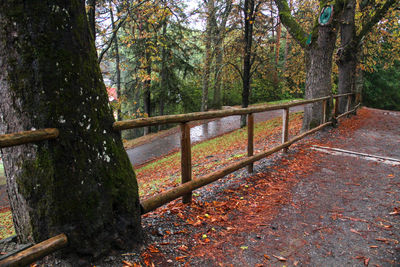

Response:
(0, 0), (399, 264)
(95, 0), (400, 134)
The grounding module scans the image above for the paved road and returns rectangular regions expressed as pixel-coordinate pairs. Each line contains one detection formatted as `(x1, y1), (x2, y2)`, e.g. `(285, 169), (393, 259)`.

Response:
(126, 105), (304, 166)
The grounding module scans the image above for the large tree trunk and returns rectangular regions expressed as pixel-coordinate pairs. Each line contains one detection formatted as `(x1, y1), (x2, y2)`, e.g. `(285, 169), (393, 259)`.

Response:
(0, 0), (142, 263)
(241, 0), (255, 128)
(302, 23), (338, 130)
(337, 0), (357, 114)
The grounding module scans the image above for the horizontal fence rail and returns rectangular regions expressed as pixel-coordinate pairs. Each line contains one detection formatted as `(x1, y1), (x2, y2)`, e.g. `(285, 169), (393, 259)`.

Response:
(141, 121), (333, 214)
(0, 93), (360, 266)
(0, 234), (67, 266)
(0, 128), (59, 149)
(113, 96), (332, 130)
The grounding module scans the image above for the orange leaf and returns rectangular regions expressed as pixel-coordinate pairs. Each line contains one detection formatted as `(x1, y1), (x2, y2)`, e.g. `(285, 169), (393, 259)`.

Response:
(263, 254), (270, 260)
(272, 255), (287, 261)
(148, 245), (159, 253)
(122, 260), (134, 267)
(176, 256), (187, 262)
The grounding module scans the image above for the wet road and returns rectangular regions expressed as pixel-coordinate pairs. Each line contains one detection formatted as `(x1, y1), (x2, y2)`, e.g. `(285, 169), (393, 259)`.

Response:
(127, 105), (304, 166)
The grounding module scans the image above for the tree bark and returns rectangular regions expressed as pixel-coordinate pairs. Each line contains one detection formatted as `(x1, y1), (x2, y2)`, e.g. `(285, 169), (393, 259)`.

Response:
(337, 0), (357, 114)
(241, 0), (255, 128)
(201, 0), (215, 112)
(109, 0), (122, 121)
(0, 0), (142, 262)
(212, 0), (232, 110)
(302, 23), (338, 130)
(87, 0), (96, 40)
(337, 0), (397, 113)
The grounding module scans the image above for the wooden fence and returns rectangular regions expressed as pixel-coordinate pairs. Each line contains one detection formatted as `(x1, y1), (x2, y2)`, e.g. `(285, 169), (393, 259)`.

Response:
(0, 93), (359, 266)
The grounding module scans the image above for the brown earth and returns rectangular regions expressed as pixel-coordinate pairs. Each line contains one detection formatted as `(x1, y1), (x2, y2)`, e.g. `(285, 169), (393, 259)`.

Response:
(89, 107), (400, 266)
(4, 107), (400, 266)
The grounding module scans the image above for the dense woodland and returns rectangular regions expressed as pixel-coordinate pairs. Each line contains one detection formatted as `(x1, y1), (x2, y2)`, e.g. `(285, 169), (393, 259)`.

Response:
(94, 0), (400, 137)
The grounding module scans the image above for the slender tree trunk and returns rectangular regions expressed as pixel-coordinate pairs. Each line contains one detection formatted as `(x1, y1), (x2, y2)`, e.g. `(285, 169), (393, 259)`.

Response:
(212, 41), (223, 109)
(201, 0), (215, 112)
(337, 0), (357, 114)
(282, 0), (292, 74)
(143, 50), (152, 135)
(302, 24), (338, 130)
(241, 0), (255, 128)
(109, 1), (122, 121)
(159, 20), (168, 131)
(0, 0), (142, 263)
(273, 18), (282, 87)
(211, 0), (232, 110)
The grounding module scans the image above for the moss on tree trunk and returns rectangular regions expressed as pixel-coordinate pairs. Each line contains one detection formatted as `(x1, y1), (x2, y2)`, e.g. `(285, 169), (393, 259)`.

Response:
(0, 0), (142, 262)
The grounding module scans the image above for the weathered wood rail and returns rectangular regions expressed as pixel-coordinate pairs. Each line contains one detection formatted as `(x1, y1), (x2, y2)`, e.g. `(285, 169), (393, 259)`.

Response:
(0, 93), (359, 266)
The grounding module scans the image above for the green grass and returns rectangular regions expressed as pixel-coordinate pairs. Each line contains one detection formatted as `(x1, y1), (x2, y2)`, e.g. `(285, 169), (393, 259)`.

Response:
(136, 112), (304, 197)
(252, 98), (303, 106)
(0, 211), (14, 239)
(0, 162), (5, 186)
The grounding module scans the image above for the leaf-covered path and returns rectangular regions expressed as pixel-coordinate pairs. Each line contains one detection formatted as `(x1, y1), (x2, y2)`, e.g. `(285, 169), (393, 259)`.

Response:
(99, 107), (400, 267)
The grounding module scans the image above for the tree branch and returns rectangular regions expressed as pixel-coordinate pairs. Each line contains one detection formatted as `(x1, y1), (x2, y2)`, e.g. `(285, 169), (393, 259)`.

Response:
(355, 0), (398, 45)
(274, 0), (307, 48)
(227, 62), (243, 80)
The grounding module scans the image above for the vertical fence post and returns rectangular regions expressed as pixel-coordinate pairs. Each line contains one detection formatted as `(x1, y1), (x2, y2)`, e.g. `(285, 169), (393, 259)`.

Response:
(247, 113), (254, 173)
(180, 122), (192, 203)
(346, 95), (351, 113)
(282, 108), (290, 153)
(322, 100), (327, 123)
(334, 96), (339, 118)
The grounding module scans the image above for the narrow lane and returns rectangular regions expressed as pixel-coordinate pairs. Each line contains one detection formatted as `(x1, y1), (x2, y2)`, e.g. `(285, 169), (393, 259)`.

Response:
(127, 105), (304, 166)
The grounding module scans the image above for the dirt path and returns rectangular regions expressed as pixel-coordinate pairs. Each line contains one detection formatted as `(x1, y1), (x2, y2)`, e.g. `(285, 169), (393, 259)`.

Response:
(89, 107), (400, 266)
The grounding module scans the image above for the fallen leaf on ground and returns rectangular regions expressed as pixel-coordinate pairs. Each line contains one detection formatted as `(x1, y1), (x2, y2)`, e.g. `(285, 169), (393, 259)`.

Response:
(389, 207), (400, 215)
(364, 258), (370, 266)
(176, 256), (187, 262)
(148, 245), (159, 253)
(263, 254), (270, 260)
(122, 260), (134, 267)
(350, 228), (363, 236)
(272, 255), (287, 261)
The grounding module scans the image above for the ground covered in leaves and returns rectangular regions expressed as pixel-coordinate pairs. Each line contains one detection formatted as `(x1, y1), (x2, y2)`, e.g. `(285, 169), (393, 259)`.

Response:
(92, 107), (400, 266)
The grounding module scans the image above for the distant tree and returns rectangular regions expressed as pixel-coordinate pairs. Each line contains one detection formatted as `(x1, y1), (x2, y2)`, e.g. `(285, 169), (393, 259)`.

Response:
(0, 0), (142, 263)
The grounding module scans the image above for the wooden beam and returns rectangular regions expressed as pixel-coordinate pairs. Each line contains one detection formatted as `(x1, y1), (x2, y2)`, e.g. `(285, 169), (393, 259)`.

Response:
(247, 114), (254, 173)
(322, 100), (327, 123)
(334, 96), (339, 118)
(282, 108), (290, 153)
(113, 96), (335, 131)
(346, 95), (351, 112)
(141, 121), (333, 214)
(0, 128), (59, 148)
(180, 123), (192, 203)
(337, 105), (360, 119)
(0, 234), (68, 267)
